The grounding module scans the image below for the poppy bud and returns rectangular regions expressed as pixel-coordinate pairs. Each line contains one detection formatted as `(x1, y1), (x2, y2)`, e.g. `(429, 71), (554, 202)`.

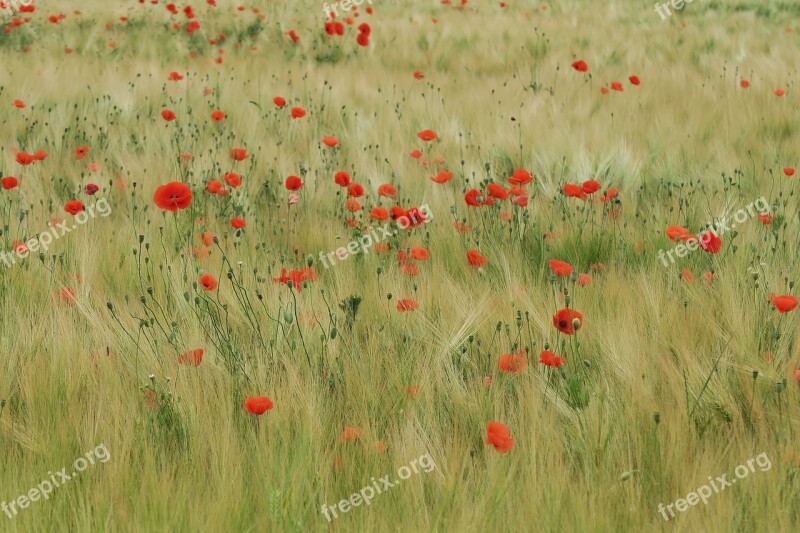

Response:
(106, 302), (114, 311)
(283, 308), (293, 323)
(38, 253), (45, 262)
(775, 381), (785, 393)
(544, 343), (550, 350)
(139, 234), (145, 243)
(307, 255), (314, 267)
(376, 267), (382, 275)
(139, 296), (146, 304)
(387, 293), (392, 300)
(227, 270), (233, 279)
(287, 280), (293, 289)
(752, 370), (759, 379)
(468, 335), (474, 343)
(194, 297), (201, 305)
(583, 359), (591, 368)
(149, 374), (155, 382)
(516, 316), (522, 328)
(572, 318), (581, 330)
(570, 272), (578, 282)
(751, 272), (759, 280)
(496, 321), (502, 331)
(565, 295), (571, 307)
(653, 411), (661, 424)
(0, 399), (5, 408)
(330, 328), (337, 339)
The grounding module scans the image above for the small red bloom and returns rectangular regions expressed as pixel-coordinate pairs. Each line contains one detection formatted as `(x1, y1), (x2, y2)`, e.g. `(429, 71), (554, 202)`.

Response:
(553, 308), (583, 335)
(243, 396), (274, 415)
(64, 200), (84, 215)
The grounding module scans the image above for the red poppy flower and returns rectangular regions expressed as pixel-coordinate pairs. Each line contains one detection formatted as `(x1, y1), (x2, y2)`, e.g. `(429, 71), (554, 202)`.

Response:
(229, 148), (248, 161)
(698, 231), (722, 254)
(487, 183), (509, 200)
(290, 106), (306, 119)
(465, 188), (486, 207)
(74, 145), (90, 159)
(358, 22), (371, 35)
(346, 198), (361, 212)
(341, 425), (365, 441)
(409, 247), (429, 261)
(273, 96), (286, 107)
(206, 180), (226, 195)
(486, 421), (514, 453)
(161, 110), (176, 121)
(33, 150), (47, 161)
(539, 350), (566, 368)
(377, 183), (397, 197)
(356, 33), (369, 47)
(285, 175), (303, 191)
(666, 225), (690, 242)
(784, 167), (795, 176)
(370, 207), (389, 221)
(177, 348), (204, 366)
(211, 110), (225, 121)
(223, 172), (242, 188)
(611, 81), (624, 92)
(413, 70), (424, 79)
(85, 183), (99, 195)
(64, 200), (84, 215)
(16, 152), (34, 166)
(199, 273), (218, 291)
(397, 298), (419, 312)
(322, 136), (339, 147)
(348, 183), (364, 197)
(553, 308), (583, 335)
(154, 182), (192, 212)
(467, 250), (488, 268)
(740, 79), (750, 88)
(334, 171), (351, 187)
(286, 30), (299, 43)
(775, 89), (786, 96)
(563, 183), (587, 199)
(410, 149), (423, 159)
(243, 396), (274, 415)
(13, 99), (25, 108)
(571, 60), (588, 72)
(628, 75), (640, 85)
(509, 168), (533, 185)
(549, 259), (573, 276)
(498, 351), (527, 374)
(417, 129), (437, 141)
(401, 207), (425, 227)
(771, 294), (798, 313)
(577, 273), (591, 286)
(1, 177), (18, 190)
(758, 213), (772, 224)
(230, 217), (246, 229)
(581, 180), (600, 194)
(430, 170), (453, 184)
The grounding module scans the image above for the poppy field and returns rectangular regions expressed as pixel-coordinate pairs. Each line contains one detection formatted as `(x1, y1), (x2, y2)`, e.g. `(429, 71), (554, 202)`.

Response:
(2, 0), (800, 531)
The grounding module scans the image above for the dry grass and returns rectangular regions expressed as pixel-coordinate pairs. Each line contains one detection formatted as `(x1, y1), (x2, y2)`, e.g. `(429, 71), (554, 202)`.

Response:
(1, 0), (800, 531)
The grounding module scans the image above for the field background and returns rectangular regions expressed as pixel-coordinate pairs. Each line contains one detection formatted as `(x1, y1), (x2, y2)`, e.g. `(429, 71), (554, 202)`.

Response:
(1, 0), (800, 531)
